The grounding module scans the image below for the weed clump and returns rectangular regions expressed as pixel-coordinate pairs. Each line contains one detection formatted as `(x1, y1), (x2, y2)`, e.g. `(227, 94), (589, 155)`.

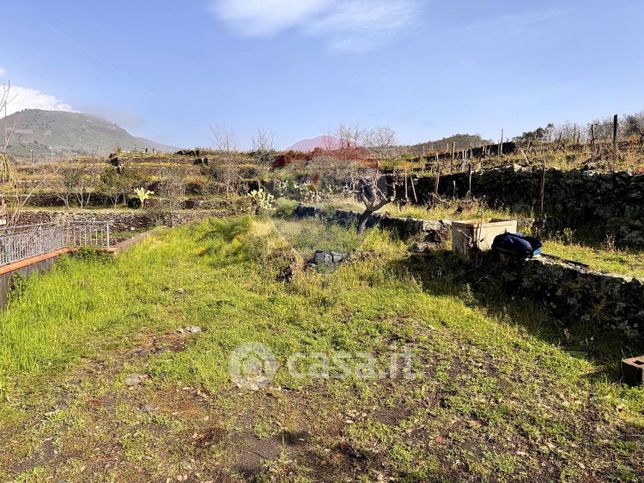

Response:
(70, 247), (114, 263)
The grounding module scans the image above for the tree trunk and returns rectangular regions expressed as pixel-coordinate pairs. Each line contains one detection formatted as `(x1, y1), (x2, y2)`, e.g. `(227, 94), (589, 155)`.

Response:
(357, 209), (374, 235)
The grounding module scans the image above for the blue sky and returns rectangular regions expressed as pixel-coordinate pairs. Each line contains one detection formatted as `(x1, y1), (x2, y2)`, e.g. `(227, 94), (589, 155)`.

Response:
(1, 0), (642, 149)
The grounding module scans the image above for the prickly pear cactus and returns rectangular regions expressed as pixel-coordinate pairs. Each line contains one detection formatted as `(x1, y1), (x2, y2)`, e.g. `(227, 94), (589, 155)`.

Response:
(0, 152), (14, 183)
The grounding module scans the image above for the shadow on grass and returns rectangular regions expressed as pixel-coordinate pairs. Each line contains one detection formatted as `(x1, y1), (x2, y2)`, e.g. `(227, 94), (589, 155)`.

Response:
(388, 249), (644, 383)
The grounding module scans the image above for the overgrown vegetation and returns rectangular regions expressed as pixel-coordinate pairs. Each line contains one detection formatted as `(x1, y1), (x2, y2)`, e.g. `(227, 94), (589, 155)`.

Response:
(0, 218), (641, 480)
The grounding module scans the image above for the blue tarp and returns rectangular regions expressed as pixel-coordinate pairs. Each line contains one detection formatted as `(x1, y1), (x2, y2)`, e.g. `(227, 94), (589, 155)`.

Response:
(492, 233), (542, 257)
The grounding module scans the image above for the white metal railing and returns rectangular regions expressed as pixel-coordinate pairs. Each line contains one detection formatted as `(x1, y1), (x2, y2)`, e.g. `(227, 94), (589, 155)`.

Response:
(0, 222), (111, 267)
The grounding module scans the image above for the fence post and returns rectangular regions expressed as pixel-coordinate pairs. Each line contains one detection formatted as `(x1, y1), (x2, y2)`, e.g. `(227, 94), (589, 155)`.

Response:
(106, 223), (110, 248)
(613, 114), (618, 148)
(499, 128), (504, 157)
(38, 225), (43, 255)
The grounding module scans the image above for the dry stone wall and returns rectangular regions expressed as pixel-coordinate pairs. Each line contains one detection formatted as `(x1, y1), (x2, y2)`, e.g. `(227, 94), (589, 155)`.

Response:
(500, 255), (643, 338)
(16, 209), (225, 232)
(293, 205), (450, 242)
(411, 167), (644, 247)
(294, 204), (643, 338)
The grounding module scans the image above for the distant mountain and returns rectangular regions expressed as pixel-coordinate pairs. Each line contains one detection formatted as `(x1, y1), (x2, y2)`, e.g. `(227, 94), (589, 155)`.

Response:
(287, 135), (340, 152)
(0, 109), (176, 160)
(287, 133), (491, 155)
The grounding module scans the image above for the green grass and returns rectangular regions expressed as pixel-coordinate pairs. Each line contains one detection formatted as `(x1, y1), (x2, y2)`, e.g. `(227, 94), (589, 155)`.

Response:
(541, 240), (644, 278)
(309, 196), (643, 278)
(312, 196), (523, 221)
(0, 217), (642, 481)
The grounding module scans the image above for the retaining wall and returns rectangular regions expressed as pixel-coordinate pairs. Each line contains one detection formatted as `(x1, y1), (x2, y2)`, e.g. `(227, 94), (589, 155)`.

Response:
(410, 167), (644, 247)
(0, 252), (66, 309)
(16, 209), (226, 233)
(294, 204), (643, 338)
(293, 205), (450, 242)
(500, 255), (643, 338)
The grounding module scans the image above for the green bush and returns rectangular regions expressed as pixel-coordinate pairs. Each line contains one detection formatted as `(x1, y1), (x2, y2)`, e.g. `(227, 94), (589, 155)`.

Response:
(273, 198), (298, 218)
(203, 216), (253, 242)
(69, 247), (113, 263)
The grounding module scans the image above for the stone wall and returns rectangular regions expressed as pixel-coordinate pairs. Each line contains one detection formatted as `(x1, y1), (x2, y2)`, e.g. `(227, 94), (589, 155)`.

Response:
(500, 255), (643, 338)
(22, 193), (229, 211)
(16, 209), (226, 232)
(411, 167), (644, 247)
(293, 205), (449, 242)
(295, 204), (642, 338)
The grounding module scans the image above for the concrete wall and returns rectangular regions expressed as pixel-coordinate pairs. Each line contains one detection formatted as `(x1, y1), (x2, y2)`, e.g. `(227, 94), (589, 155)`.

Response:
(0, 256), (60, 309)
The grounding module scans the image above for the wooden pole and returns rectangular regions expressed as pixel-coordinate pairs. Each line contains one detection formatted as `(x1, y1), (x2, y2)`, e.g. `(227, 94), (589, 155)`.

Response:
(434, 160), (441, 197)
(410, 173), (418, 203)
(467, 163), (473, 198)
(613, 114), (618, 148)
(590, 124), (595, 154)
(539, 159), (546, 234)
(499, 128), (504, 157)
(450, 142), (455, 173)
(404, 169), (409, 203)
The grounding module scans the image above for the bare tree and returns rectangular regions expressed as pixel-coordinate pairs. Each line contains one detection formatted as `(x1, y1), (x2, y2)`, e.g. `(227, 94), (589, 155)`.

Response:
(55, 165), (97, 209)
(208, 123), (243, 197)
(57, 166), (82, 209)
(623, 112), (644, 142)
(75, 166), (98, 208)
(210, 123), (239, 153)
(336, 124), (362, 150)
(3, 162), (61, 225)
(355, 169), (393, 234)
(251, 129), (274, 152)
(0, 81), (60, 225)
(322, 131), (340, 151)
(157, 167), (187, 210)
(251, 128), (276, 165)
(362, 126), (398, 165)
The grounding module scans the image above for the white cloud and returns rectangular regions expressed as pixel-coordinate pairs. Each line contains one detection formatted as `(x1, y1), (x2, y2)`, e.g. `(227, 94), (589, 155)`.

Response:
(309, 0), (421, 53)
(0, 67), (6, 77)
(212, 0), (331, 35)
(2, 85), (74, 116)
(210, 0), (421, 53)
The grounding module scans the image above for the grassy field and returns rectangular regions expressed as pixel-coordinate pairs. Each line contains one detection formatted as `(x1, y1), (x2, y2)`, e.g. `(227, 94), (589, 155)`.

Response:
(0, 217), (642, 481)
(308, 197), (644, 278)
(541, 240), (644, 278)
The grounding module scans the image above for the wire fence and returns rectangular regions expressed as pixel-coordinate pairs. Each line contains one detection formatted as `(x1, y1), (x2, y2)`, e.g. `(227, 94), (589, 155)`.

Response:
(0, 222), (111, 267)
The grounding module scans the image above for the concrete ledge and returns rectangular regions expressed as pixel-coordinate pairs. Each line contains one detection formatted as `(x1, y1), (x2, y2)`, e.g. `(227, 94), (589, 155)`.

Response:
(0, 228), (159, 310)
(106, 229), (159, 255)
(0, 248), (72, 276)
